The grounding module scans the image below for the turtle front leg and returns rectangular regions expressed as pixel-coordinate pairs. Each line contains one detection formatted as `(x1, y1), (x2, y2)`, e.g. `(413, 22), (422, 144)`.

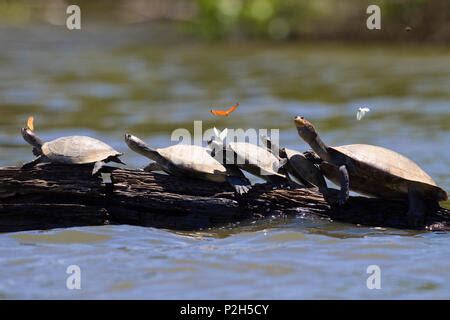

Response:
(337, 165), (350, 205)
(92, 161), (106, 175)
(226, 176), (252, 195)
(144, 162), (163, 172)
(32, 147), (41, 157)
(314, 173), (331, 203)
(95, 156), (125, 175)
(22, 155), (45, 170)
(407, 187), (426, 227)
(265, 174), (289, 187)
(222, 164), (252, 196)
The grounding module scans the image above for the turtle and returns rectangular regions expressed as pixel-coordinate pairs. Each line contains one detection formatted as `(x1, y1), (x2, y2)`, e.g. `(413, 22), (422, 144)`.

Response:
(207, 135), (288, 185)
(124, 133), (251, 195)
(260, 135), (329, 196)
(294, 116), (448, 224)
(21, 127), (124, 175)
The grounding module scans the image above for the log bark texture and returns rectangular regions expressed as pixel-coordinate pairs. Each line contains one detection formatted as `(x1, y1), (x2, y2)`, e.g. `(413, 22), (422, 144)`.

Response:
(0, 164), (449, 233)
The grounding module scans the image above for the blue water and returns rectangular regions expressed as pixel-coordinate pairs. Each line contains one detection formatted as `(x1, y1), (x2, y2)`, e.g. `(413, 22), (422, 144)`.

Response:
(1, 223), (449, 299)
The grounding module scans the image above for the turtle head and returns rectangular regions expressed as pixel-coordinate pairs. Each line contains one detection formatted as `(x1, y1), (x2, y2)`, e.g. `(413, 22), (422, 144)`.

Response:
(294, 116), (318, 144)
(124, 133), (148, 153)
(125, 133), (163, 163)
(21, 127), (44, 153)
(294, 116), (330, 161)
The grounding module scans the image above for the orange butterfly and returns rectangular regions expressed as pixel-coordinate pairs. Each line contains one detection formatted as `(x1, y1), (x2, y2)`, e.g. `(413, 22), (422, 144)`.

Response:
(27, 116), (35, 131)
(210, 102), (239, 117)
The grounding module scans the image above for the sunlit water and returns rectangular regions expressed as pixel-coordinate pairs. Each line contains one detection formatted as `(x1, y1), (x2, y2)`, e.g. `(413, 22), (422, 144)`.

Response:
(0, 26), (449, 299)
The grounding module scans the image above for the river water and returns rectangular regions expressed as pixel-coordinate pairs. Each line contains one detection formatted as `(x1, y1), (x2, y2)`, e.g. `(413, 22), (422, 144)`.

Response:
(0, 26), (449, 299)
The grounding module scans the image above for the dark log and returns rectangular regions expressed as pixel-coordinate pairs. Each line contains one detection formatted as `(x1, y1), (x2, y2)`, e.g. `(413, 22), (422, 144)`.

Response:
(0, 164), (449, 233)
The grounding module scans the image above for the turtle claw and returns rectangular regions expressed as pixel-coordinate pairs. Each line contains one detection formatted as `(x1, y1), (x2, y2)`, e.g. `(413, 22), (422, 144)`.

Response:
(337, 191), (349, 206)
(234, 184), (251, 196)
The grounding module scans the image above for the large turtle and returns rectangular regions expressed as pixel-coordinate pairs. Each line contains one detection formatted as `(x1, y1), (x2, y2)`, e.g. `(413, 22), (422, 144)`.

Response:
(124, 134), (251, 195)
(208, 136), (288, 185)
(21, 127), (124, 175)
(294, 116), (448, 224)
(261, 135), (329, 196)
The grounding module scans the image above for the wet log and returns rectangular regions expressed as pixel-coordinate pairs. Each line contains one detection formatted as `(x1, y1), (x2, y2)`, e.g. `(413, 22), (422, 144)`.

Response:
(0, 164), (449, 233)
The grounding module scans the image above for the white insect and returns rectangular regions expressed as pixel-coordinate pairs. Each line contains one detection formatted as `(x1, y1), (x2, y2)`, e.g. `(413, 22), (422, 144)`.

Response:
(213, 127), (228, 142)
(357, 107), (370, 120)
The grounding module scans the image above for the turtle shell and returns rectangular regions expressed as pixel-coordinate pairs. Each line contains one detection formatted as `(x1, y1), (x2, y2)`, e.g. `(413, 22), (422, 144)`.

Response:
(156, 144), (228, 182)
(228, 142), (285, 177)
(321, 144), (448, 201)
(42, 136), (122, 164)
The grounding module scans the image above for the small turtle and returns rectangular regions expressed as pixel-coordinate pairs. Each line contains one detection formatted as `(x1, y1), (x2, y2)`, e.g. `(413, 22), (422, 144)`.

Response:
(294, 116), (448, 224)
(124, 134), (251, 195)
(208, 136), (288, 185)
(261, 136), (328, 195)
(21, 127), (124, 175)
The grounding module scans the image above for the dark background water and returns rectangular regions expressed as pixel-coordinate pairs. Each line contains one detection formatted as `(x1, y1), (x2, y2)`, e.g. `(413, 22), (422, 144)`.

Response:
(0, 1), (449, 299)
